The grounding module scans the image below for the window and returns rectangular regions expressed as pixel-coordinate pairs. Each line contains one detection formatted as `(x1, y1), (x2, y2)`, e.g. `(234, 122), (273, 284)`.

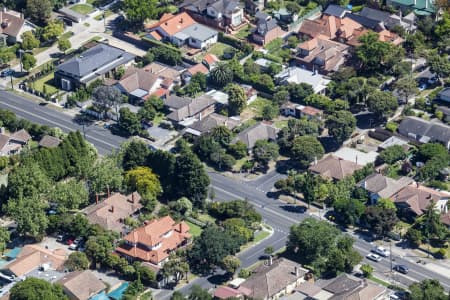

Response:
(61, 78), (71, 91)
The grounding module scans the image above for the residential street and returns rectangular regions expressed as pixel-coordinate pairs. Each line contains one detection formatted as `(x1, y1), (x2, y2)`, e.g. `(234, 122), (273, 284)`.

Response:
(1, 90), (450, 297)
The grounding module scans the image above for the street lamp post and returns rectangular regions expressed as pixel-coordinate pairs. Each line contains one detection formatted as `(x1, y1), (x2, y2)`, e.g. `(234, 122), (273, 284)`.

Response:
(18, 49), (24, 73)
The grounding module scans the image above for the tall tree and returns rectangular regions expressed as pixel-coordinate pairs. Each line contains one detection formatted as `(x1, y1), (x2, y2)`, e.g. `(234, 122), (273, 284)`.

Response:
(253, 140), (279, 169)
(125, 166), (162, 210)
(121, 140), (150, 170)
(409, 279), (447, 300)
(26, 0), (52, 25)
(123, 0), (158, 25)
(65, 252), (90, 271)
(8, 161), (50, 199)
(326, 110), (356, 144)
(57, 39), (71, 53)
(0, 227), (10, 255)
(10, 278), (68, 300)
(363, 206), (398, 237)
(119, 107), (141, 136)
(366, 90), (398, 119)
(92, 86), (123, 118)
(225, 84), (247, 116)
(21, 31), (40, 50)
(87, 156), (123, 194)
(221, 255), (240, 275)
(394, 76), (418, 102)
(290, 135), (324, 168)
(22, 53), (36, 71)
(49, 179), (89, 213)
(174, 150), (210, 208)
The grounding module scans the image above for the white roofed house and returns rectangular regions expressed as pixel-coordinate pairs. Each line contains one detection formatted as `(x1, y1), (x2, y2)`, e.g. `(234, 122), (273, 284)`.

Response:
(274, 67), (331, 95)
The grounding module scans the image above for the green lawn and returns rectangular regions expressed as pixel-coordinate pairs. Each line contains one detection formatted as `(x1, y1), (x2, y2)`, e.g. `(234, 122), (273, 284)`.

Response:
(186, 221), (203, 237)
(208, 42), (232, 58)
(94, 10), (114, 20)
(274, 120), (289, 129)
(32, 73), (58, 95)
(248, 97), (272, 118)
(254, 230), (270, 243)
(70, 4), (94, 15)
(235, 25), (252, 39)
(60, 31), (74, 40)
(197, 213), (216, 224)
(152, 113), (165, 126)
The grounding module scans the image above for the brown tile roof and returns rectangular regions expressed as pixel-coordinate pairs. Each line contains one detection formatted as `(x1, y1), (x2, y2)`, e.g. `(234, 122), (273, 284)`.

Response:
(301, 105), (323, 116)
(167, 94), (216, 122)
(299, 15), (338, 39)
(188, 113), (240, 134)
(309, 155), (364, 180)
(149, 31), (162, 41)
(391, 184), (450, 216)
(118, 67), (159, 94)
(83, 192), (142, 233)
(57, 270), (106, 300)
(297, 36), (348, 72)
(0, 134), (9, 150)
(116, 216), (191, 265)
(233, 122), (278, 149)
(214, 286), (243, 299)
(360, 173), (413, 199)
(240, 258), (308, 299)
(0, 10), (26, 38)
(203, 54), (219, 66)
(143, 62), (183, 82)
(39, 135), (61, 148)
(187, 63), (209, 75)
(147, 12), (196, 36)
(4, 245), (68, 277)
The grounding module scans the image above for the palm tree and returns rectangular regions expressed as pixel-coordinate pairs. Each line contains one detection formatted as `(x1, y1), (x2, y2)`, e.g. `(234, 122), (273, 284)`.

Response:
(210, 62), (233, 87)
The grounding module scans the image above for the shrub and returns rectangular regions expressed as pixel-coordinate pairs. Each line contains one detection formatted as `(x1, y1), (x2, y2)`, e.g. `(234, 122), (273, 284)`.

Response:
(385, 121), (398, 132)
(360, 264), (373, 277)
(238, 268), (252, 278)
(435, 248), (447, 259)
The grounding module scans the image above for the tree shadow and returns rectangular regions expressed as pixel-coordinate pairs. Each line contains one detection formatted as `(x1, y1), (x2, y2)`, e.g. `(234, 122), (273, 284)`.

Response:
(318, 136), (341, 153)
(279, 205), (307, 214)
(207, 273), (231, 285)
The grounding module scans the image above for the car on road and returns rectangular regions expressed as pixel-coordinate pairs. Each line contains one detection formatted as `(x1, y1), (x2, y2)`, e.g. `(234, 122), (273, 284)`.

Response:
(366, 253), (382, 262)
(372, 246), (390, 257)
(393, 264), (409, 274)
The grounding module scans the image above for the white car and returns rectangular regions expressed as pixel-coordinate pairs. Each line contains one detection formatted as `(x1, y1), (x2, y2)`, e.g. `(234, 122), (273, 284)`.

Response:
(366, 253), (382, 262)
(68, 243), (77, 250)
(372, 246), (390, 257)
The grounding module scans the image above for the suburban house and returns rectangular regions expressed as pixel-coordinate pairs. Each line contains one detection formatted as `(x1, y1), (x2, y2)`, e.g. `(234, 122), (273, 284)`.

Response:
(251, 16), (284, 45)
(245, 0), (264, 15)
(333, 147), (378, 166)
(397, 116), (450, 149)
(181, 63), (210, 84)
(280, 103), (323, 121)
(391, 183), (450, 217)
(358, 7), (416, 32)
(55, 43), (135, 91)
(275, 67), (331, 94)
(143, 62), (184, 85)
(115, 215), (191, 266)
(38, 135), (61, 149)
(295, 35), (349, 74)
(359, 173), (414, 204)
(323, 4), (350, 18)
(57, 270), (106, 300)
(0, 8), (36, 44)
(239, 258), (310, 300)
(185, 113), (240, 136)
(2, 245), (68, 278)
(202, 53), (219, 70)
(0, 128), (31, 156)
(116, 67), (170, 102)
(146, 12), (219, 49)
(438, 88), (450, 102)
(292, 273), (386, 300)
(232, 122), (278, 150)
(377, 136), (409, 151)
(82, 192), (142, 234)
(180, 0), (245, 30)
(386, 0), (435, 16)
(165, 94), (217, 127)
(214, 286), (247, 299)
(309, 155), (364, 181)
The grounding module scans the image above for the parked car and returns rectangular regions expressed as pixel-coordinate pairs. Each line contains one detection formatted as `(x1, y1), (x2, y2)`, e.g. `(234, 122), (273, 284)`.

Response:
(372, 246), (390, 257)
(68, 243), (77, 250)
(73, 237), (83, 245)
(56, 235), (64, 242)
(366, 253), (382, 262)
(393, 264), (409, 274)
(0, 69), (13, 77)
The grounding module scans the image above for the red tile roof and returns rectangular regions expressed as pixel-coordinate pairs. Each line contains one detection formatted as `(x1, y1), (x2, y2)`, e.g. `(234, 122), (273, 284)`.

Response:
(147, 12), (196, 36)
(214, 286), (243, 299)
(187, 63), (209, 75)
(203, 54), (219, 66)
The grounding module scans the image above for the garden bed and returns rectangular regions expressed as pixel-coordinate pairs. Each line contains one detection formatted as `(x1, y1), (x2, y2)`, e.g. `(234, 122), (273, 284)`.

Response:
(32, 73), (58, 95)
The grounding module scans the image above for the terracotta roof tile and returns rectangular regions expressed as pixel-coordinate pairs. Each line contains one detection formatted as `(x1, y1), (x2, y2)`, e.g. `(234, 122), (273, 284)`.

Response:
(148, 12), (196, 36)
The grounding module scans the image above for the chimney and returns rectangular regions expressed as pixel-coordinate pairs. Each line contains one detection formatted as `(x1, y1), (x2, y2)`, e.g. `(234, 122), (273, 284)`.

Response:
(295, 266), (300, 277)
(107, 185), (110, 198)
(96, 194), (99, 204)
(355, 155), (358, 165)
(0, 127), (4, 134)
(416, 182), (419, 188)
(268, 255), (273, 266)
(131, 193), (135, 203)
(425, 0), (428, 9)
(314, 156), (318, 165)
(180, 17), (184, 23)
(110, 205), (114, 213)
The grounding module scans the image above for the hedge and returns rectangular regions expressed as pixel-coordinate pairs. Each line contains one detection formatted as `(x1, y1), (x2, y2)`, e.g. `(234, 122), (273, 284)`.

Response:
(218, 32), (253, 55)
(141, 36), (182, 53)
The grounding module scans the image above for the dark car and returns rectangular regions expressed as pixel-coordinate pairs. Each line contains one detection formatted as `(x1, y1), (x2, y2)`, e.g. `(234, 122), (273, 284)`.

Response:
(0, 69), (13, 77)
(393, 264), (409, 274)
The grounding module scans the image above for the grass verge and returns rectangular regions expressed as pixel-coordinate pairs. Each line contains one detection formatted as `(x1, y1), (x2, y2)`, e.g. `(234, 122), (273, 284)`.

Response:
(70, 4), (94, 15)
(186, 221), (202, 237)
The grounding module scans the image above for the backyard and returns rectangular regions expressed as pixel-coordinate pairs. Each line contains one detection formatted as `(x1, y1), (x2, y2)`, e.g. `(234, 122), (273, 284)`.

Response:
(70, 3), (94, 15)
(235, 25), (253, 40)
(208, 42), (234, 58)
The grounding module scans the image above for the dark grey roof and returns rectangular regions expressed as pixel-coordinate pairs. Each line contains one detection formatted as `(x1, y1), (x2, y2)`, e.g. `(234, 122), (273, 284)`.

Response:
(359, 7), (390, 22)
(164, 95), (193, 109)
(210, 0), (240, 14)
(56, 44), (135, 79)
(322, 274), (361, 295)
(344, 12), (383, 30)
(437, 106), (450, 116)
(233, 122), (278, 149)
(255, 11), (270, 21)
(255, 18), (279, 36)
(438, 88), (450, 99)
(416, 68), (436, 80)
(182, 0), (239, 14)
(398, 116), (450, 145)
(323, 4), (348, 17)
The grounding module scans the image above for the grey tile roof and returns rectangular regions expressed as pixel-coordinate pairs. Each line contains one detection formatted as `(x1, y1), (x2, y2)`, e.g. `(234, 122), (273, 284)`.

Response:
(344, 12), (383, 30)
(188, 113), (240, 133)
(167, 94), (216, 122)
(359, 173), (413, 198)
(323, 4), (348, 17)
(56, 44), (135, 78)
(164, 95), (193, 109)
(255, 18), (279, 36)
(180, 23), (218, 41)
(398, 116), (450, 146)
(359, 7), (390, 23)
(233, 122), (278, 149)
(39, 135), (61, 148)
(438, 88), (450, 99)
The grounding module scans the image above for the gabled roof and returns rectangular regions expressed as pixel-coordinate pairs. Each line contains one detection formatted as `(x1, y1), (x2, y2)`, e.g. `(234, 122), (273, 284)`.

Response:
(255, 18), (279, 36)
(203, 54), (219, 66)
(167, 94), (216, 122)
(240, 258), (308, 299)
(39, 135), (61, 148)
(186, 63), (209, 75)
(118, 67), (159, 95)
(147, 12), (196, 36)
(344, 12), (383, 31)
(10, 129), (31, 143)
(398, 116), (450, 146)
(299, 15), (338, 39)
(56, 44), (135, 79)
(323, 4), (349, 18)
(188, 113), (240, 134)
(391, 184), (450, 216)
(360, 173), (413, 198)
(58, 270), (106, 300)
(359, 7), (390, 23)
(233, 122), (278, 149)
(309, 155), (364, 180)
(0, 10), (27, 38)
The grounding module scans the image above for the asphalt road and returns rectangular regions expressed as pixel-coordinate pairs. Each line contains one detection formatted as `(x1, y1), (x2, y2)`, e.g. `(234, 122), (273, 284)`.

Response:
(2, 90), (450, 296)
(0, 91), (126, 155)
